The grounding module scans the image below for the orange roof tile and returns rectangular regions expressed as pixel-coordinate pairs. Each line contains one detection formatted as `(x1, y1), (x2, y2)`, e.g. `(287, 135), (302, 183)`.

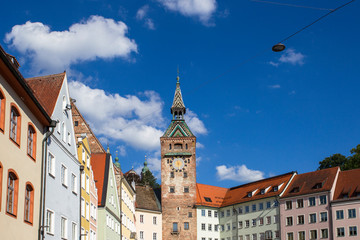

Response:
(91, 153), (110, 206)
(222, 172), (294, 206)
(333, 168), (360, 201)
(196, 183), (228, 207)
(281, 167), (339, 199)
(26, 72), (65, 116)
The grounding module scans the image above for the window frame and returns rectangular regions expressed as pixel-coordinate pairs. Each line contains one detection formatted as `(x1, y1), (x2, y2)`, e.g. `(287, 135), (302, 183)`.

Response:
(27, 123), (37, 160)
(6, 170), (19, 217)
(9, 104), (21, 146)
(24, 182), (34, 224)
(46, 208), (55, 235)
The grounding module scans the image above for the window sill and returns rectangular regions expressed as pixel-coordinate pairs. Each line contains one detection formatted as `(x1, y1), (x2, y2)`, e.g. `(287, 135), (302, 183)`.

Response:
(49, 173), (55, 179)
(6, 211), (17, 219)
(24, 220), (33, 226)
(27, 153), (36, 162)
(9, 137), (20, 148)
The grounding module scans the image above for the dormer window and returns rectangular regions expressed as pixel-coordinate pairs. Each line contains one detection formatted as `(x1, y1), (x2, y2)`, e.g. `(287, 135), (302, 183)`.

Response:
(273, 186), (278, 192)
(247, 192), (252, 198)
(313, 182), (323, 189)
(204, 197), (212, 202)
(290, 187), (300, 193)
(260, 189), (265, 195)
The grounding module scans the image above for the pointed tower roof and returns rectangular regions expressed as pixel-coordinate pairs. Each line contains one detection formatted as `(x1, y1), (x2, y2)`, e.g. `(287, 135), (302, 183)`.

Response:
(142, 156), (150, 174)
(114, 151), (121, 169)
(170, 75), (186, 115)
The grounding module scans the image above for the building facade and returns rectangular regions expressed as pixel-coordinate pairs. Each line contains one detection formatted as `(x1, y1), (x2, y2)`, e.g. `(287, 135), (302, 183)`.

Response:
(27, 72), (81, 240)
(0, 46), (52, 239)
(280, 167), (340, 240)
(161, 76), (197, 239)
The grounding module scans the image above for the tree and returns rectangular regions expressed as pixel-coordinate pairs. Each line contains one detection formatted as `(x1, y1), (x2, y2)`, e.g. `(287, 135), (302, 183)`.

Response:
(141, 170), (160, 189)
(318, 144), (360, 170)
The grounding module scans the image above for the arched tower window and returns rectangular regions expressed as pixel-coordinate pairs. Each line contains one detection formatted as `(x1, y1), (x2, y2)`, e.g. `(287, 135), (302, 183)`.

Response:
(169, 144), (172, 150)
(9, 105), (21, 145)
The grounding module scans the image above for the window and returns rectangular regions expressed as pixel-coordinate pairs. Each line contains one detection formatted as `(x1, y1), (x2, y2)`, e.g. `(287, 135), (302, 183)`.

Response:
(72, 222), (77, 240)
(169, 144), (171, 150)
(274, 215), (279, 223)
(201, 209), (205, 216)
(184, 222), (189, 230)
(287, 233), (294, 240)
(86, 202), (89, 220)
(247, 192), (252, 197)
(174, 143), (182, 149)
(208, 210), (212, 217)
(220, 211), (224, 217)
(140, 231), (144, 239)
(252, 219), (256, 227)
(10, 106), (21, 144)
(321, 229), (328, 238)
(86, 175), (89, 193)
(320, 212), (327, 222)
(27, 125), (36, 159)
(309, 230), (317, 240)
(245, 220), (250, 228)
(170, 172), (174, 178)
(201, 223), (206, 230)
(188, 212), (192, 218)
(153, 216), (157, 225)
(259, 202), (263, 210)
(67, 132), (71, 145)
(266, 201), (271, 209)
(298, 231), (305, 240)
(252, 234), (257, 240)
(336, 210), (344, 219)
(46, 209), (54, 234)
(252, 204), (256, 212)
(215, 224), (219, 231)
(61, 164), (68, 186)
(337, 228), (345, 237)
(214, 211), (218, 217)
(184, 187), (189, 193)
(62, 122), (66, 142)
(297, 199), (303, 208)
(349, 226), (357, 236)
(0, 89), (5, 132)
(208, 223), (212, 231)
(273, 186), (278, 191)
(48, 152), (55, 177)
(169, 186), (175, 193)
(81, 172), (85, 189)
(286, 217), (293, 226)
(319, 195), (327, 205)
(239, 221), (243, 228)
(245, 206), (249, 213)
(309, 197), (315, 206)
(266, 216), (271, 224)
(227, 209), (230, 216)
(227, 223), (230, 231)
(183, 172), (187, 178)
(298, 215), (304, 224)
(286, 201), (292, 210)
(153, 233), (157, 240)
(81, 198), (85, 217)
(309, 213), (317, 223)
(61, 216), (67, 239)
(62, 95), (67, 111)
(24, 183), (34, 223)
(140, 214), (144, 223)
(348, 208), (356, 218)
(71, 174), (77, 194)
(6, 171), (19, 216)
(265, 231), (272, 240)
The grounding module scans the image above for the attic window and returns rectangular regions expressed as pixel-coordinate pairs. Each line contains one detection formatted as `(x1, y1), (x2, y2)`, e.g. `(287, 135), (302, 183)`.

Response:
(260, 189), (265, 195)
(247, 192), (252, 198)
(174, 143), (183, 149)
(204, 197), (212, 202)
(312, 182), (323, 189)
(290, 187), (300, 193)
(273, 186), (278, 192)
(342, 193), (349, 199)
(74, 121), (78, 126)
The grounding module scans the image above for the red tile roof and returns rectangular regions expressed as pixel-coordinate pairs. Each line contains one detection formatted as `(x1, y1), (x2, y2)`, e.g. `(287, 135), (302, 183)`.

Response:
(26, 72), (65, 116)
(91, 153), (110, 206)
(196, 172), (295, 207)
(196, 183), (228, 208)
(281, 167), (339, 199)
(333, 168), (360, 201)
(222, 172), (294, 206)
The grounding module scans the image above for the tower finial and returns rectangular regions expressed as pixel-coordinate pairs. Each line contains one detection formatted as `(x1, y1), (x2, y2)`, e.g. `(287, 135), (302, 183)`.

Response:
(106, 143), (110, 153)
(177, 65), (180, 83)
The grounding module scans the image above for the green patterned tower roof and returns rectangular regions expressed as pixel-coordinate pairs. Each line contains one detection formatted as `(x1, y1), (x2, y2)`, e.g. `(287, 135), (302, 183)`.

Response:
(171, 75), (186, 116)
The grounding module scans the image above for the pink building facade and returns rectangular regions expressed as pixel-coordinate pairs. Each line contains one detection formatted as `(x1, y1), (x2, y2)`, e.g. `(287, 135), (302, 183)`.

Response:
(90, 167), (98, 240)
(280, 167), (340, 240)
(331, 169), (360, 239)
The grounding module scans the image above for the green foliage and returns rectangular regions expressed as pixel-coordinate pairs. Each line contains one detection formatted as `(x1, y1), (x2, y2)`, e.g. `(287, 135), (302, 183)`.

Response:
(141, 170), (160, 189)
(318, 144), (360, 170)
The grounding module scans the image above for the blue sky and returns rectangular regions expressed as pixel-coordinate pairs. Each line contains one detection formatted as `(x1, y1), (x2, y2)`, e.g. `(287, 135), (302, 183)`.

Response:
(1, 0), (359, 188)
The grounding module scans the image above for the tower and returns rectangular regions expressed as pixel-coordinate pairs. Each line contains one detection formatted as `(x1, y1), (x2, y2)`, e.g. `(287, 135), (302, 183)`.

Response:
(161, 75), (197, 239)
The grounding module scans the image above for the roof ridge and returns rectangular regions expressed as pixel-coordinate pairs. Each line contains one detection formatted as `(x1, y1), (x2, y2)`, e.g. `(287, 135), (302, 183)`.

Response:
(26, 71), (66, 81)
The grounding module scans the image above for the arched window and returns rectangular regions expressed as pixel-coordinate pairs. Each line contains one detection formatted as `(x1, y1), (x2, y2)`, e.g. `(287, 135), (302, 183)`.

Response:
(27, 124), (37, 160)
(185, 144), (188, 150)
(62, 95), (66, 111)
(24, 183), (34, 224)
(169, 144), (172, 150)
(6, 170), (19, 216)
(174, 143), (183, 149)
(0, 88), (5, 132)
(10, 105), (21, 145)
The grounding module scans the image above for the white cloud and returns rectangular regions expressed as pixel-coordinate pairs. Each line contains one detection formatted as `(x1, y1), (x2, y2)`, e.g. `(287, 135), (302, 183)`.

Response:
(184, 109), (208, 135)
(116, 145), (127, 156)
(268, 84), (281, 89)
(69, 80), (165, 151)
(196, 156), (202, 164)
(157, 0), (217, 25)
(136, 5), (156, 30)
(196, 142), (205, 149)
(5, 15), (138, 74)
(268, 61), (279, 67)
(216, 164), (264, 182)
(279, 49), (305, 65)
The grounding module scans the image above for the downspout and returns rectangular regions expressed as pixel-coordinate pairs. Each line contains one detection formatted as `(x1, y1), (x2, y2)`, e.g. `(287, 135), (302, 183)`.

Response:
(38, 120), (57, 240)
(79, 165), (85, 240)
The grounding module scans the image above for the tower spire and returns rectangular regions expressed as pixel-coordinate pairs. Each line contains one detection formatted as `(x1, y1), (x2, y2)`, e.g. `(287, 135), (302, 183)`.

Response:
(171, 70), (186, 120)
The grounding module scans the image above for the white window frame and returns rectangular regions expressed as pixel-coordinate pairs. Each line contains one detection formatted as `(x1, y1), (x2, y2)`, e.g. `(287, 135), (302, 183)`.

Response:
(71, 173), (77, 194)
(48, 152), (56, 177)
(71, 222), (77, 240)
(46, 209), (55, 235)
(61, 164), (68, 187)
(61, 216), (68, 239)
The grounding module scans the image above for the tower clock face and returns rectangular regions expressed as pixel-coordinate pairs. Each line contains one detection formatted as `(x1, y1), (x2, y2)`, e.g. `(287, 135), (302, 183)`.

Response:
(172, 157), (184, 170)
